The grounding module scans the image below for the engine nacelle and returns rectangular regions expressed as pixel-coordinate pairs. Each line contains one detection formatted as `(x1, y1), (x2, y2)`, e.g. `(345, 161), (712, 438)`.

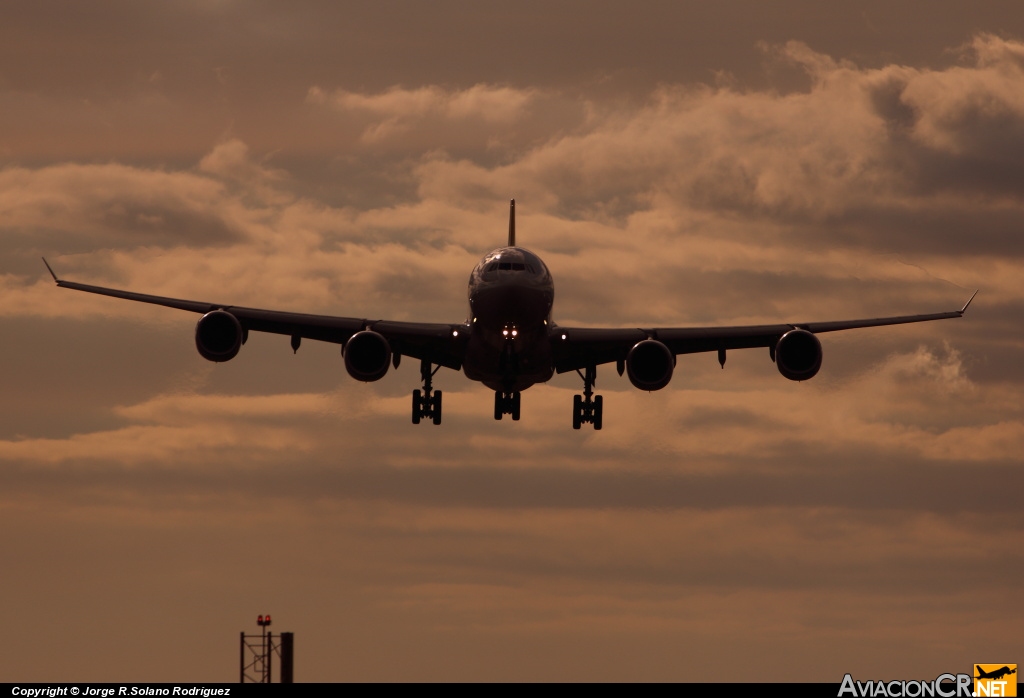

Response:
(343, 330), (392, 382)
(626, 339), (674, 391)
(195, 310), (243, 362)
(775, 329), (822, 381)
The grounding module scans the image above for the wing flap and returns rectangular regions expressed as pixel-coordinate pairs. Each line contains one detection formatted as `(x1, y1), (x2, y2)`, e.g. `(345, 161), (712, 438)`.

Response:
(372, 320), (469, 370)
(551, 327), (646, 373)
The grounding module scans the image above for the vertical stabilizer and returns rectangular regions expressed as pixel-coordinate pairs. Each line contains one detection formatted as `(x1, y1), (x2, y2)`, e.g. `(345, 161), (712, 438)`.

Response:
(508, 199), (516, 247)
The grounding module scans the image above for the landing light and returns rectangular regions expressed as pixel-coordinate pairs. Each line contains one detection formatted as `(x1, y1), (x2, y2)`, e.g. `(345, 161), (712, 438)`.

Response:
(452, 330), (459, 337)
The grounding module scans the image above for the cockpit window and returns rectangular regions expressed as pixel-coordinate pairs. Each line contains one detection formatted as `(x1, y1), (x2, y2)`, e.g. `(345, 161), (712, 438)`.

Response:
(484, 261), (534, 273)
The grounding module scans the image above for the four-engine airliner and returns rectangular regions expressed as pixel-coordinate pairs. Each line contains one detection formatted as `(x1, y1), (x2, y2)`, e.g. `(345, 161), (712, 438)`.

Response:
(44, 200), (974, 429)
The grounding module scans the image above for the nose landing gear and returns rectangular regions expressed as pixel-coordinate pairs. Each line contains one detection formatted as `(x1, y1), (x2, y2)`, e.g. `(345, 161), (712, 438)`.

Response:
(412, 359), (442, 425)
(573, 365), (602, 430)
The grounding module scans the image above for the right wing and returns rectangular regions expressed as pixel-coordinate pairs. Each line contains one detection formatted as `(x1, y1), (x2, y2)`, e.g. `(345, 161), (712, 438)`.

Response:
(43, 259), (469, 370)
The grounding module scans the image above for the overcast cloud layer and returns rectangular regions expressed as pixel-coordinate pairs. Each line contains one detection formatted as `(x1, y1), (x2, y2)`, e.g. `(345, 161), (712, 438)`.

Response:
(1, 1), (1022, 682)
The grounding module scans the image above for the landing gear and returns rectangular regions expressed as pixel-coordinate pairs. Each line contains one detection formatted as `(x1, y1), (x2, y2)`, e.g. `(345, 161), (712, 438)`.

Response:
(573, 365), (602, 430)
(494, 390), (521, 421)
(412, 359), (442, 425)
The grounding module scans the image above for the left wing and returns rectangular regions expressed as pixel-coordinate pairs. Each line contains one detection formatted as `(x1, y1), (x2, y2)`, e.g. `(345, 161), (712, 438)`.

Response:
(43, 259), (468, 370)
(551, 293), (976, 374)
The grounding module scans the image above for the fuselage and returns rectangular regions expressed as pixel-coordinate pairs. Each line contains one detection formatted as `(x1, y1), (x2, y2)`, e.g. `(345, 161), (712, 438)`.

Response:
(463, 246), (555, 392)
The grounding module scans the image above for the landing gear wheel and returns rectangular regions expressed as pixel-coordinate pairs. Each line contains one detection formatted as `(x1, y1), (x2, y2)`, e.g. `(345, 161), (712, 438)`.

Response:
(572, 394), (582, 430)
(412, 389), (422, 424)
(593, 394), (603, 431)
(494, 391), (504, 420)
(432, 390), (443, 425)
(511, 391), (521, 421)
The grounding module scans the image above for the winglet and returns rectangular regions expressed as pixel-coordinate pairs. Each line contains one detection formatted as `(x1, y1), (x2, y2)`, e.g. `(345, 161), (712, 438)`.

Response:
(960, 289), (979, 315)
(42, 257), (60, 283)
(507, 198), (516, 247)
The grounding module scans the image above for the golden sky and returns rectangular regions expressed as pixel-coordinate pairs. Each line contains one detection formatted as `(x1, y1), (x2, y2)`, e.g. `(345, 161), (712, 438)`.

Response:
(2, 0), (1022, 681)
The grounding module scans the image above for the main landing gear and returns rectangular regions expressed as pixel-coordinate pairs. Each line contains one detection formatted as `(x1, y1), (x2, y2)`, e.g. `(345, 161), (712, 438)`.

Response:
(412, 358), (442, 425)
(573, 365), (602, 430)
(494, 390), (521, 421)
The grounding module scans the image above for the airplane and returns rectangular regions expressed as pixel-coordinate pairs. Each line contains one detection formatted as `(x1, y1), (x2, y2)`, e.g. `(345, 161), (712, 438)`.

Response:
(975, 666), (1016, 681)
(43, 200), (975, 430)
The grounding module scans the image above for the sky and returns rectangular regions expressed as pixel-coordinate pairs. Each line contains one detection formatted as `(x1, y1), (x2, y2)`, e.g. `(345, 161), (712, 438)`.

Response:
(1, 0), (1022, 682)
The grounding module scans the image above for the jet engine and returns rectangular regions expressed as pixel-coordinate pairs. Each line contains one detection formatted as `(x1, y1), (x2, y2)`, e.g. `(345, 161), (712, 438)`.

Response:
(343, 330), (392, 382)
(626, 339), (674, 391)
(774, 329), (822, 381)
(195, 310), (243, 362)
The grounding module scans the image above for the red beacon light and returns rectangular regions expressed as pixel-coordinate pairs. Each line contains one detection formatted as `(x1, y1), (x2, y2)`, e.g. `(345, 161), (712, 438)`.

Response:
(257, 614), (272, 627)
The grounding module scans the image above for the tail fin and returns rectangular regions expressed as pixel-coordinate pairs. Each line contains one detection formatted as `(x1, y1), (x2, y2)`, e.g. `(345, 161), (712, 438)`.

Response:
(508, 199), (516, 247)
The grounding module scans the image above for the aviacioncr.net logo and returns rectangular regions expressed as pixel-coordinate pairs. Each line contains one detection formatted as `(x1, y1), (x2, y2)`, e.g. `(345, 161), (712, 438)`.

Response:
(974, 665), (1017, 697)
(838, 673), (972, 697)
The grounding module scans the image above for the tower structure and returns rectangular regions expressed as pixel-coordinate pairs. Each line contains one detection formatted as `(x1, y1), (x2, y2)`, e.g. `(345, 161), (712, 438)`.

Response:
(240, 615), (293, 683)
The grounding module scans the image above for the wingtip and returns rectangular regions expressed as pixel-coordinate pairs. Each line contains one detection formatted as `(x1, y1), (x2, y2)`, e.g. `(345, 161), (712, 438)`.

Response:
(41, 257), (60, 283)
(960, 289), (979, 315)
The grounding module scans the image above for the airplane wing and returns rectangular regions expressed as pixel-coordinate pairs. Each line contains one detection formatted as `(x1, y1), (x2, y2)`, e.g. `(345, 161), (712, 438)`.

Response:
(551, 294), (976, 374)
(42, 259), (468, 370)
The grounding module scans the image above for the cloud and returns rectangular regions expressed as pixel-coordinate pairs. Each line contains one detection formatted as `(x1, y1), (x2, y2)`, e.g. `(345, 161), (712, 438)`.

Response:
(4, 28), (1023, 681)
(314, 84), (537, 126)
(0, 161), (242, 252)
(197, 138), (288, 187)
(391, 35), (1024, 261)
(308, 83), (586, 157)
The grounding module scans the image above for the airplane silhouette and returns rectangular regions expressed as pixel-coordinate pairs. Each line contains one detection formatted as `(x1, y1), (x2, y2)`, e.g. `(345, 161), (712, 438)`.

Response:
(44, 200), (975, 429)
(976, 666), (1017, 681)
